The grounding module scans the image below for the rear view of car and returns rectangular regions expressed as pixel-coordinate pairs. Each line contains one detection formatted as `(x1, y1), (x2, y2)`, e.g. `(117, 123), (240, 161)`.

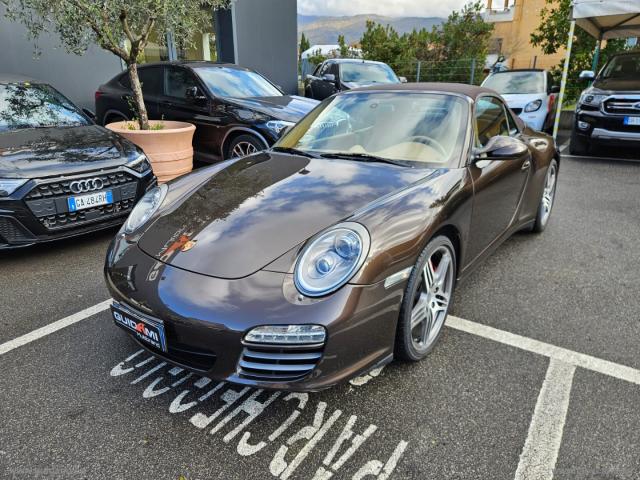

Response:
(0, 76), (156, 249)
(482, 69), (559, 132)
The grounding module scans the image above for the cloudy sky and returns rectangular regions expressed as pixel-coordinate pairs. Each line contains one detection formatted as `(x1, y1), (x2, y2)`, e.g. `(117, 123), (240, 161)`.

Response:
(298, 0), (472, 18)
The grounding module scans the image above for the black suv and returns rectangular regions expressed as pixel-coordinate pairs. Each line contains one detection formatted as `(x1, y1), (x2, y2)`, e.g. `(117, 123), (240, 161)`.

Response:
(96, 62), (318, 162)
(0, 76), (156, 249)
(571, 52), (640, 154)
(304, 59), (404, 101)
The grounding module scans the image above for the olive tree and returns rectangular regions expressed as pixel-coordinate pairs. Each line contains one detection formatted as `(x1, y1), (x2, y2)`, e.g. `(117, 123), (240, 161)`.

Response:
(2, 0), (228, 129)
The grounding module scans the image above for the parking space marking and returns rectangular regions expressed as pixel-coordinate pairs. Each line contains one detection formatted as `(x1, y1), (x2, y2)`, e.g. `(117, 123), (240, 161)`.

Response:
(0, 299), (111, 356)
(446, 315), (640, 385)
(514, 359), (576, 480)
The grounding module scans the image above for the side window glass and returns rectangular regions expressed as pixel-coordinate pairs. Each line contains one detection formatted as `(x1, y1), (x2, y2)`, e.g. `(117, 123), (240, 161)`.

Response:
(165, 67), (198, 99)
(475, 97), (510, 146)
(330, 63), (339, 77)
(504, 106), (520, 136)
(137, 67), (163, 95)
(318, 63), (328, 76)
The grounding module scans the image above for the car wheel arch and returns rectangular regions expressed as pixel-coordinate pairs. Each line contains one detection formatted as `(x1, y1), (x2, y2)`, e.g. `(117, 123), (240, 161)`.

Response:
(222, 128), (269, 158)
(424, 224), (462, 278)
(103, 109), (128, 126)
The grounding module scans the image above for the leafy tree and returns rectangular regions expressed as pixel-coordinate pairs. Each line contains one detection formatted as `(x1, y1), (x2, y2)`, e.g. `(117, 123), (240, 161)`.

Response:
(299, 32), (310, 59)
(360, 2), (492, 83)
(531, 0), (628, 104)
(2, 0), (228, 129)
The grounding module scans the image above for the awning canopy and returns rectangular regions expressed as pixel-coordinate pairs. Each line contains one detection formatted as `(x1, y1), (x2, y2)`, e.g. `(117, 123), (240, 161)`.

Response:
(573, 0), (640, 39)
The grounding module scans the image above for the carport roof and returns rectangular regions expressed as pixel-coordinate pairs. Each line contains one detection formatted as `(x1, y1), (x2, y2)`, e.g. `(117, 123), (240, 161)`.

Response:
(573, 0), (640, 39)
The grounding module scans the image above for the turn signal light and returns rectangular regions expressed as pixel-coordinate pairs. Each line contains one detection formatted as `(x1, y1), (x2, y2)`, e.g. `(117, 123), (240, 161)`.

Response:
(244, 325), (326, 345)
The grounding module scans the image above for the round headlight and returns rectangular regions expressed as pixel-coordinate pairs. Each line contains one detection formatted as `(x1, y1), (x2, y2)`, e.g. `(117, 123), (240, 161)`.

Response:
(524, 99), (542, 112)
(294, 222), (370, 297)
(124, 184), (167, 234)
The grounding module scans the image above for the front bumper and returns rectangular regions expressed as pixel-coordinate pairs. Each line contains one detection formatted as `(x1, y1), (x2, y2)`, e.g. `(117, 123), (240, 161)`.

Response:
(0, 168), (155, 249)
(574, 108), (640, 145)
(104, 236), (403, 391)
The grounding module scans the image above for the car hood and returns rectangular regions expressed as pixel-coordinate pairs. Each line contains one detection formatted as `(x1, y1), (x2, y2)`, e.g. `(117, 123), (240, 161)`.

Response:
(226, 95), (318, 122)
(0, 125), (135, 179)
(592, 78), (640, 93)
(138, 152), (428, 279)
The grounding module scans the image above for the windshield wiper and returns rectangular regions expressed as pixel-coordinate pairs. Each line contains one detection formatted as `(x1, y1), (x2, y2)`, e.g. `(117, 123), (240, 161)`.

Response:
(318, 152), (409, 167)
(271, 146), (320, 158)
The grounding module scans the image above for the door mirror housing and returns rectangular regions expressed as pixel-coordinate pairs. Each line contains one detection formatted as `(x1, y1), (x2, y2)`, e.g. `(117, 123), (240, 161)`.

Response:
(185, 86), (207, 103)
(550, 85), (561, 94)
(474, 135), (528, 160)
(322, 73), (336, 83)
(399, 76), (408, 83)
(579, 70), (595, 81)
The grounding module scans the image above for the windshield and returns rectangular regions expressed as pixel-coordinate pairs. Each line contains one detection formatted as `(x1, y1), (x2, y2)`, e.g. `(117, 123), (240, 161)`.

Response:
(482, 71), (545, 94)
(194, 67), (283, 98)
(601, 54), (640, 79)
(277, 92), (468, 167)
(0, 83), (89, 132)
(340, 63), (399, 84)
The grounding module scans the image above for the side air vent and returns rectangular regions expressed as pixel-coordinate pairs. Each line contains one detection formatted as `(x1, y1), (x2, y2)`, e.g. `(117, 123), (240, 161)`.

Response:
(238, 343), (323, 381)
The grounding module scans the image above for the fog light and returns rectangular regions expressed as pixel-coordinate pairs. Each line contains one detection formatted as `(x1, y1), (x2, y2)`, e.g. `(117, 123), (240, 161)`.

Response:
(244, 325), (326, 344)
(578, 121), (590, 130)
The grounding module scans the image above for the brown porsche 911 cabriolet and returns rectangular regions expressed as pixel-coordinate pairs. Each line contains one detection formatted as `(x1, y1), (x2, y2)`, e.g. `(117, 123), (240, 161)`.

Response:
(104, 83), (559, 391)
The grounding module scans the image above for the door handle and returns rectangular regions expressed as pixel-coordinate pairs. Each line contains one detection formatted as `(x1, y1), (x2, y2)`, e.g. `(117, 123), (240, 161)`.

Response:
(521, 159), (531, 170)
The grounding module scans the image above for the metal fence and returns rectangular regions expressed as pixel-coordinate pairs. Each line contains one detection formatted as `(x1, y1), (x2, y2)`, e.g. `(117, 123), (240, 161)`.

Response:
(391, 58), (487, 85)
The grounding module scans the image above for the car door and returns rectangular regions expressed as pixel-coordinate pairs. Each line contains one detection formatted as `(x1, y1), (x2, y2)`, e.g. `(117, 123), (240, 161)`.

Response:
(118, 67), (163, 120)
(160, 66), (214, 159)
(466, 95), (532, 262)
(309, 62), (338, 100)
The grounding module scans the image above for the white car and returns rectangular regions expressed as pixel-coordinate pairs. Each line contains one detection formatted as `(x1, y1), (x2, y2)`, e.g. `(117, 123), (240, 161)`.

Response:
(482, 69), (560, 132)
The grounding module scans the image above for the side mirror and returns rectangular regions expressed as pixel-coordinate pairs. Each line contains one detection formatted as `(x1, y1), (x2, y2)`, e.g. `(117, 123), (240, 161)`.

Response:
(579, 70), (595, 81)
(322, 73), (336, 83)
(550, 85), (561, 94)
(82, 108), (96, 120)
(399, 76), (408, 83)
(474, 135), (528, 160)
(279, 125), (293, 138)
(186, 86), (207, 103)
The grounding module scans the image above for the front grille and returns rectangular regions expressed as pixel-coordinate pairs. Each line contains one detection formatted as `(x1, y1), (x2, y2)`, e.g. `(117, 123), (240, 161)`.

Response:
(238, 343), (323, 381)
(140, 340), (217, 372)
(0, 216), (36, 245)
(24, 170), (138, 231)
(603, 98), (640, 115)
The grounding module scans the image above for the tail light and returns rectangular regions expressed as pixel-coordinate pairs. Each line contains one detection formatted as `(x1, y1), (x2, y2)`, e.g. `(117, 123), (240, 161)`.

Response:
(95, 90), (104, 102)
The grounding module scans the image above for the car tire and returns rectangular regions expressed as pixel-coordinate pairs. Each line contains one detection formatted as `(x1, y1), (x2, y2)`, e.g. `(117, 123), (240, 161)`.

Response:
(395, 235), (456, 362)
(531, 159), (558, 233)
(569, 130), (590, 155)
(226, 134), (267, 159)
(103, 111), (128, 126)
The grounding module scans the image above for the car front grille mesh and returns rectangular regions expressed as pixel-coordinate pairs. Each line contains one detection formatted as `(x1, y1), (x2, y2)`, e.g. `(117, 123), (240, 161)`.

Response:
(603, 98), (640, 115)
(0, 217), (35, 245)
(38, 198), (135, 230)
(25, 171), (135, 200)
(238, 343), (323, 381)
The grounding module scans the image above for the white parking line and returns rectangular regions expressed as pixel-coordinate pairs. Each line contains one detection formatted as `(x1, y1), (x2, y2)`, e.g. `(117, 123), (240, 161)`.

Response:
(514, 359), (576, 480)
(446, 315), (640, 385)
(0, 300), (111, 356)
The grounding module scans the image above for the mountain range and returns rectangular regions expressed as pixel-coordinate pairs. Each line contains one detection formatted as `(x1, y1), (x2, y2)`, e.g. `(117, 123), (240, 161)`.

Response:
(298, 14), (444, 46)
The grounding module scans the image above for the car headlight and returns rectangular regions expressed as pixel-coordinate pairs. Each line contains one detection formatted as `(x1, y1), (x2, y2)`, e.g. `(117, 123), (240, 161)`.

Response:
(0, 179), (27, 197)
(524, 99), (543, 112)
(579, 93), (605, 107)
(265, 120), (295, 135)
(126, 153), (152, 174)
(124, 184), (167, 234)
(294, 222), (370, 297)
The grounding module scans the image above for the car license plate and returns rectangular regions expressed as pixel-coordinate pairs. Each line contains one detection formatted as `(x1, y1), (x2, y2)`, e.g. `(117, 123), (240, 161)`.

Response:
(111, 304), (167, 352)
(623, 116), (640, 126)
(67, 190), (113, 212)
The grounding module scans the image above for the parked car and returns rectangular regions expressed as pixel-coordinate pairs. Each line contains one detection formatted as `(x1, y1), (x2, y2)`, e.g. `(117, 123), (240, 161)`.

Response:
(105, 83), (559, 391)
(570, 51), (640, 155)
(482, 69), (559, 132)
(0, 75), (156, 249)
(304, 59), (405, 101)
(96, 62), (318, 162)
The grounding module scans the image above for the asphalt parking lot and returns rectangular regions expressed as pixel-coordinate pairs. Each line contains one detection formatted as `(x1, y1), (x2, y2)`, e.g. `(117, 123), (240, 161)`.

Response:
(1, 145), (639, 480)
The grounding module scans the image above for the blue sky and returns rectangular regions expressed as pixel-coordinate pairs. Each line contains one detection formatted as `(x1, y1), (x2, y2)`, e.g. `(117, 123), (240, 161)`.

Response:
(298, 0), (471, 18)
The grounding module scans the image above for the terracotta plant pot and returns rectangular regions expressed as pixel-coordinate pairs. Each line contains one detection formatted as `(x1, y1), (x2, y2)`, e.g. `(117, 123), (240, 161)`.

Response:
(106, 120), (196, 183)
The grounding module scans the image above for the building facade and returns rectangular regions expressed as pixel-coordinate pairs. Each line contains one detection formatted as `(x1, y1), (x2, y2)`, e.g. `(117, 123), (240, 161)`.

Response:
(0, 0), (298, 109)
(484, 0), (565, 71)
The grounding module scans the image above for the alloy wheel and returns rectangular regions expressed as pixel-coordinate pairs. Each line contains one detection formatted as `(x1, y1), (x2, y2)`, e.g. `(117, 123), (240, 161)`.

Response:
(230, 141), (259, 158)
(540, 163), (557, 226)
(410, 246), (454, 350)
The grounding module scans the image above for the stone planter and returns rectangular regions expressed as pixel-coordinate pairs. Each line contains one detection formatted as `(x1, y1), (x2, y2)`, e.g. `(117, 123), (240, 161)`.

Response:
(106, 120), (196, 183)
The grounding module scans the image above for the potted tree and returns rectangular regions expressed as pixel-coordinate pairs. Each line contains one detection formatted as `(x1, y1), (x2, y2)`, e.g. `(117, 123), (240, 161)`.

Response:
(3, 0), (227, 182)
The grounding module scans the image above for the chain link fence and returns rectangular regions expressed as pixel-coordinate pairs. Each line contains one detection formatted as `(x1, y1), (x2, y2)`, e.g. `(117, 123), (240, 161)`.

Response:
(392, 58), (487, 85)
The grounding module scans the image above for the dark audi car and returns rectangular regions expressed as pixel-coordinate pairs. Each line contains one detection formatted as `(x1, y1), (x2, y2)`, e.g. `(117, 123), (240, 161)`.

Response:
(0, 76), (156, 249)
(105, 83), (559, 391)
(96, 62), (318, 161)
